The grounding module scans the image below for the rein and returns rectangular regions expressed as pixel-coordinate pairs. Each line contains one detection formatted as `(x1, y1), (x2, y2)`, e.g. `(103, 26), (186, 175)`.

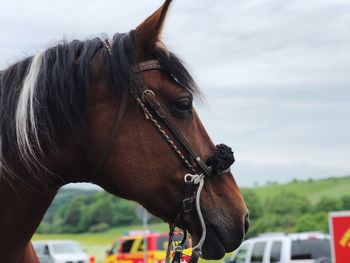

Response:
(100, 40), (235, 263)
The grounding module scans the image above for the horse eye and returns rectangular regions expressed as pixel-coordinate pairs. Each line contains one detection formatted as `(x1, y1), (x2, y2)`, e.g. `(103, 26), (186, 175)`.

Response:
(167, 97), (193, 118)
(175, 98), (192, 111)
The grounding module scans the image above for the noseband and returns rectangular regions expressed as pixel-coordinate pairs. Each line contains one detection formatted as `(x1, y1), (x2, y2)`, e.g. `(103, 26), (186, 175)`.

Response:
(100, 40), (235, 263)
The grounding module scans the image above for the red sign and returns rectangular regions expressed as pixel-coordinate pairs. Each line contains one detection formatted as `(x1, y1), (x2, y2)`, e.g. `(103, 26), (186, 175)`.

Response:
(329, 211), (350, 263)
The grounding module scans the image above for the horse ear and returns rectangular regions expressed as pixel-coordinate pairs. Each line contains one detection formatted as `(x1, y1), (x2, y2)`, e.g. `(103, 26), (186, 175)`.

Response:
(135, 0), (172, 60)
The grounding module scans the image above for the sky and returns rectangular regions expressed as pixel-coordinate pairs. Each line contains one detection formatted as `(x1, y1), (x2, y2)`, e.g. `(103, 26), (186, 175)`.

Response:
(0, 0), (349, 187)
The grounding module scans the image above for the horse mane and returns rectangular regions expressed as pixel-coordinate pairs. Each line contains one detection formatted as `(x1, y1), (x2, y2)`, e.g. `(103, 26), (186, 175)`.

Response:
(0, 31), (198, 184)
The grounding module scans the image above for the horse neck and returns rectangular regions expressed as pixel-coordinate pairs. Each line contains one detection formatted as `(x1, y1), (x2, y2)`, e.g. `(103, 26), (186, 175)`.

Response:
(0, 177), (58, 263)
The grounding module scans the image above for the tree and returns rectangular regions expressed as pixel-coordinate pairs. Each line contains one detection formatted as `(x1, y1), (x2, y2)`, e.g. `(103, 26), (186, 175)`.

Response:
(314, 197), (341, 213)
(247, 213), (297, 237)
(79, 199), (115, 232)
(53, 197), (87, 233)
(295, 212), (328, 232)
(341, 195), (350, 210)
(241, 190), (264, 221)
(265, 192), (310, 216)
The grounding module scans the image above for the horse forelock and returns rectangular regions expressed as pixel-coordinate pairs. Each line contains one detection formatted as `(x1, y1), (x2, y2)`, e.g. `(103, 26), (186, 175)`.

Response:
(0, 31), (200, 184)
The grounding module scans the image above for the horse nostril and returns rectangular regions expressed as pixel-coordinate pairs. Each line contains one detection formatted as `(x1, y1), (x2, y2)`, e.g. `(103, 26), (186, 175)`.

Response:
(244, 214), (250, 235)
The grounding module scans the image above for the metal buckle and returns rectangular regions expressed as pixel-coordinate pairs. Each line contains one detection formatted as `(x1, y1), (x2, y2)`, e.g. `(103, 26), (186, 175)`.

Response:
(142, 89), (155, 102)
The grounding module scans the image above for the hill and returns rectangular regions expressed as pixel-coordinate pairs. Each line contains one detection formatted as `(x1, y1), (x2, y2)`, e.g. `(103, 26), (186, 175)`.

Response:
(242, 175), (350, 204)
(48, 176), (350, 218)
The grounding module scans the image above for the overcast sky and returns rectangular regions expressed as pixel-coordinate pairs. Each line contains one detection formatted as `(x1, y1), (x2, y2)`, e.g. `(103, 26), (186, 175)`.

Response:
(0, 0), (349, 187)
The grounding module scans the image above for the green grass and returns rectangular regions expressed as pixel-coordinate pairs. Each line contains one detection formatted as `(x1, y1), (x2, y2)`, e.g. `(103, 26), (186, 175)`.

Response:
(244, 176), (350, 204)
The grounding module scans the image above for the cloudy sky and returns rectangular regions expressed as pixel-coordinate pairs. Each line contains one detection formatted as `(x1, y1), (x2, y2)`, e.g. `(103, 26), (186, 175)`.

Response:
(0, 0), (349, 187)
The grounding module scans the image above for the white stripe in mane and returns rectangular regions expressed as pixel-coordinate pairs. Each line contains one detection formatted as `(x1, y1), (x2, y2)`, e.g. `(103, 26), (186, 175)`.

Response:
(15, 51), (45, 162)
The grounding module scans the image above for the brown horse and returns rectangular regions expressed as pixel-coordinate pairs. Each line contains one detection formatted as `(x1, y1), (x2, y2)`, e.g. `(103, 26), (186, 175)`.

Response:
(0, 1), (248, 262)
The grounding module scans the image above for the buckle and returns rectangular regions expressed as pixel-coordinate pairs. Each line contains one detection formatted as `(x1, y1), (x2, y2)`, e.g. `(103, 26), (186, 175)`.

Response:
(141, 89), (155, 102)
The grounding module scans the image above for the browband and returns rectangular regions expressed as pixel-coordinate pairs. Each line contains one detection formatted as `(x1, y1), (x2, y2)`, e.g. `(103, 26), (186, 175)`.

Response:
(137, 60), (162, 72)
(102, 39), (162, 72)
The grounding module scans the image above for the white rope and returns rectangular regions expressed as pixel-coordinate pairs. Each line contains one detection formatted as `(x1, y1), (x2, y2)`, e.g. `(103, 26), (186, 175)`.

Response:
(192, 176), (206, 255)
(168, 173), (207, 263)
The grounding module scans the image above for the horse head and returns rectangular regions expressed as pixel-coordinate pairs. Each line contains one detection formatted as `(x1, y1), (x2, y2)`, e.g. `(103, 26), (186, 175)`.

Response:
(86, 1), (249, 259)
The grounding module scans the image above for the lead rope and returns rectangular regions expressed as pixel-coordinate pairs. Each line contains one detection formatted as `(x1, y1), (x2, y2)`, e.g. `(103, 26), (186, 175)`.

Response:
(163, 173), (207, 263)
(184, 174), (206, 263)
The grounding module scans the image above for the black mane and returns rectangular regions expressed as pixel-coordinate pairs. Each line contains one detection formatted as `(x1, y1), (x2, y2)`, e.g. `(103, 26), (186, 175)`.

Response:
(0, 31), (198, 183)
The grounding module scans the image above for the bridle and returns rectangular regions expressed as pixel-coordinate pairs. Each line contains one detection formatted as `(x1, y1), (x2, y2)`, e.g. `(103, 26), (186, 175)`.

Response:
(99, 39), (235, 263)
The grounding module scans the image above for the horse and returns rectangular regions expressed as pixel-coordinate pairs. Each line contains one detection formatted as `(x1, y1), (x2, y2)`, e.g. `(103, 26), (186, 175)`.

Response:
(0, 1), (249, 262)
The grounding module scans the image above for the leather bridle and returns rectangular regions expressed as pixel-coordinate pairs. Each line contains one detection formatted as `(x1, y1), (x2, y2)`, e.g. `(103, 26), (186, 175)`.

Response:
(99, 39), (235, 263)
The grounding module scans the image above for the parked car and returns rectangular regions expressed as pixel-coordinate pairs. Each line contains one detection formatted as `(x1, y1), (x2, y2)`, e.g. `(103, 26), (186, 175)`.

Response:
(33, 240), (90, 263)
(104, 230), (192, 263)
(226, 232), (331, 263)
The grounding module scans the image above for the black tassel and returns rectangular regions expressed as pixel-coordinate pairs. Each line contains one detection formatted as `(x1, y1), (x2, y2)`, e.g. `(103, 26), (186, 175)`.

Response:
(206, 144), (235, 176)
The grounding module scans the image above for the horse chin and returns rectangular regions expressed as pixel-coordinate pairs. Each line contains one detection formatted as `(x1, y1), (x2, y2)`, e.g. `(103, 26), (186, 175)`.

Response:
(198, 223), (245, 260)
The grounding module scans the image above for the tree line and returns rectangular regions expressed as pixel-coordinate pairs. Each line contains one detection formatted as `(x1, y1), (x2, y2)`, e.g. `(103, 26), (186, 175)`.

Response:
(242, 190), (350, 237)
(38, 186), (350, 235)
(38, 191), (161, 233)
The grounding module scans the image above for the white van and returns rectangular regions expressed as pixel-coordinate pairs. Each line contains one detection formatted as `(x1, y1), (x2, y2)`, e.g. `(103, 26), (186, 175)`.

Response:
(33, 240), (89, 263)
(226, 232), (331, 263)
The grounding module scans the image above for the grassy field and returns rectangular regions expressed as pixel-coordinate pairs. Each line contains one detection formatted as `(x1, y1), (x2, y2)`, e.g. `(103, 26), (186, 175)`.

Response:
(244, 176), (350, 204)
